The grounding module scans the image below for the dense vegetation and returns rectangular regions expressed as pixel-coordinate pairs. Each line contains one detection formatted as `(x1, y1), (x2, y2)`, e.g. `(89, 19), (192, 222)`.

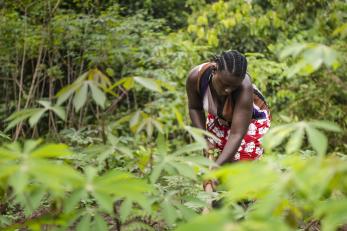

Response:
(0, 0), (346, 230)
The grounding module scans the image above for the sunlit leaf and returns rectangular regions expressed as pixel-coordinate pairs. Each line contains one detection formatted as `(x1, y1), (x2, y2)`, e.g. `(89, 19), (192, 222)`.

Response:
(120, 199), (133, 222)
(306, 126), (327, 155)
(134, 77), (162, 93)
(309, 121), (342, 132)
(29, 109), (46, 127)
(89, 82), (106, 108)
(73, 83), (88, 112)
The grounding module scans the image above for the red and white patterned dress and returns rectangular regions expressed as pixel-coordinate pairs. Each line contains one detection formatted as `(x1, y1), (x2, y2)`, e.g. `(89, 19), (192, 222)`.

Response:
(197, 62), (271, 162)
(206, 113), (270, 161)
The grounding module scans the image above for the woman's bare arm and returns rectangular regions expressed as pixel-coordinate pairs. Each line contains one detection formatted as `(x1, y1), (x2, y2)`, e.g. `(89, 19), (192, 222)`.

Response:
(186, 66), (206, 130)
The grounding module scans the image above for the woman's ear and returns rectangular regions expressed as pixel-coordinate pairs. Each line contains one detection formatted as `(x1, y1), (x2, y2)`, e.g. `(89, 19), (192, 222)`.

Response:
(211, 64), (217, 74)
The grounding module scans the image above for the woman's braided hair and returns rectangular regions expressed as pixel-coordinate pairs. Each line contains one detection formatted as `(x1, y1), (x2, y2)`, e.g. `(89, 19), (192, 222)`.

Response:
(211, 50), (248, 79)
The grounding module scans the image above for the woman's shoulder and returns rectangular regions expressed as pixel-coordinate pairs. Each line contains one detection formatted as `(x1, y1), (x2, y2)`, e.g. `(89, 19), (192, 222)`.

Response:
(186, 62), (212, 90)
(188, 62), (211, 78)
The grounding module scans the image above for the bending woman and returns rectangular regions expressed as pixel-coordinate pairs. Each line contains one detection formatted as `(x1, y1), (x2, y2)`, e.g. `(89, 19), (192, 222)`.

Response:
(186, 50), (271, 191)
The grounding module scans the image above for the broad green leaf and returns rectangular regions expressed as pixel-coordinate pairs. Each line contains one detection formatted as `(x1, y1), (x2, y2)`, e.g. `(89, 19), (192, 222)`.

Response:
(0, 165), (18, 180)
(89, 82), (106, 108)
(5, 109), (39, 131)
(262, 124), (294, 151)
(152, 119), (164, 133)
(145, 119), (154, 137)
(173, 108), (184, 127)
(315, 199), (347, 231)
(64, 189), (86, 213)
(184, 126), (208, 149)
(23, 139), (42, 153)
(9, 171), (28, 193)
(56, 81), (81, 105)
(175, 209), (229, 231)
(76, 214), (91, 231)
(129, 110), (141, 133)
(37, 100), (52, 108)
(0, 131), (11, 141)
(150, 162), (165, 183)
(172, 143), (203, 156)
(285, 126), (304, 154)
(93, 214), (108, 231)
(134, 77), (162, 93)
(106, 68), (115, 77)
(170, 162), (197, 180)
(156, 133), (168, 156)
(0, 147), (20, 160)
(306, 126), (327, 155)
(29, 109), (46, 127)
(176, 204), (197, 220)
(123, 77), (135, 90)
(31, 143), (72, 158)
(51, 106), (66, 121)
(93, 191), (114, 213)
(73, 83), (88, 112)
(162, 200), (177, 226)
(29, 188), (46, 212)
(309, 121), (342, 132)
(279, 43), (307, 60)
(120, 199), (133, 222)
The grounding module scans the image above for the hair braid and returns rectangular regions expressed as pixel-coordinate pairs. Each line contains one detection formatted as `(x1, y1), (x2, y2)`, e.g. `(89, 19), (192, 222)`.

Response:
(211, 50), (247, 79)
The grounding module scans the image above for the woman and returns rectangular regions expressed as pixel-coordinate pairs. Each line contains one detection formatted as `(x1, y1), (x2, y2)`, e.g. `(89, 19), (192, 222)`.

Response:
(186, 50), (271, 194)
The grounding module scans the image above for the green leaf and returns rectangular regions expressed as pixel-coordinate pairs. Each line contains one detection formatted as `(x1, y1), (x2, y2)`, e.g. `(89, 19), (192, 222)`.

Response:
(156, 133), (168, 156)
(76, 214), (91, 231)
(89, 82), (106, 108)
(315, 199), (347, 231)
(124, 79), (134, 90)
(23, 139), (42, 153)
(30, 188), (46, 212)
(29, 109), (46, 127)
(9, 171), (28, 193)
(93, 214), (108, 231)
(106, 68), (115, 77)
(150, 162), (165, 183)
(134, 77), (162, 92)
(173, 108), (184, 127)
(31, 143), (72, 158)
(306, 126), (328, 155)
(37, 100), (52, 108)
(262, 124), (294, 151)
(51, 105), (66, 121)
(279, 43), (307, 60)
(120, 199), (133, 222)
(176, 204), (197, 220)
(73, 83), (88, 112)
(56, 81), (81, 105)
(64, 189), (86, 213)
(184, 126), (208, 149)
(172, 143), (203, 156)
(285, 126), (304, 154)
(129, 110), (141, 133)
(162, 200), (177, 226)
(5, 109), (39, 131)
(93, 191), (114, 214)
(309, 121), (342, 132)
(170, 162), (197, 180)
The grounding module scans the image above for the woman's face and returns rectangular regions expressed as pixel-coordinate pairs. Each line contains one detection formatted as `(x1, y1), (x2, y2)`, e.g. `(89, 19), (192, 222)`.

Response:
(211, 65), (243, 96)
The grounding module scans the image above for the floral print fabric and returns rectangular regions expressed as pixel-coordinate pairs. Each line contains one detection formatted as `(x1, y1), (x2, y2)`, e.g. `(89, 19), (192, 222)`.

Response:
(206, 113), (271, 161)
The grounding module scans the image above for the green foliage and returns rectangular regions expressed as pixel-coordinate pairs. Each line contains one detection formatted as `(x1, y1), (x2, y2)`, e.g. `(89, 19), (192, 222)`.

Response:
(5, 101), (66, 131)
(263, 120), (342, 155)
